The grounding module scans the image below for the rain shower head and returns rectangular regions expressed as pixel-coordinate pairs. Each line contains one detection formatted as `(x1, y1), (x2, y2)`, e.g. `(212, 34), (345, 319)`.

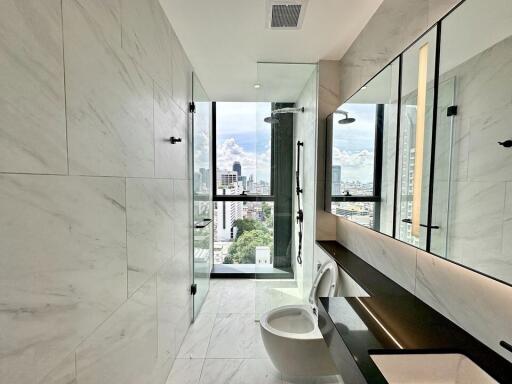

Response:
(263, 106), (304, 123)
(336, 110), (356, 124)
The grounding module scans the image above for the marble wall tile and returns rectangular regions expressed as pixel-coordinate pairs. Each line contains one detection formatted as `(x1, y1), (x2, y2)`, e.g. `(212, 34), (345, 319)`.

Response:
(0, 174), (126, 384)
(468, 105), (512, 182)
(446, 181), (505, 261)
(121, 0), (172, 92)
(336, 218), (417, 294)
(0, 0), (67, 174)
(416, 250), (512, 361)
(171, 30), (193, 114)
(154, 85), (190, 179)
(76, 278), (158, 384)
(174, 179), (192, 261)
(127, 178), (174, 295)
(64, 0), (154, 177)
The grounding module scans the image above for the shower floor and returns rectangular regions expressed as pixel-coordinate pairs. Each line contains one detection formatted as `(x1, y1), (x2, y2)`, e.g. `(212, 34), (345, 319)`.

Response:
(165, 279), (343, 384)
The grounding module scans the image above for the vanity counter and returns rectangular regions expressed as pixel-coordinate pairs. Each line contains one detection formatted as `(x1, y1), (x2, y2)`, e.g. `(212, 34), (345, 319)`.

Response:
(316, 240), (512, 383)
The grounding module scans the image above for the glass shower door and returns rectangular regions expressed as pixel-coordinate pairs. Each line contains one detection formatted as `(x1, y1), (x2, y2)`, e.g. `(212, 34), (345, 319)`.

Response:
(192, 74), (212, 319)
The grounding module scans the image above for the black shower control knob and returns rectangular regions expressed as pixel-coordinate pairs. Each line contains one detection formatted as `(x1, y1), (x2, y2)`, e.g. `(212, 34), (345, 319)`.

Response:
(498, 140), (512, 148)
(170, 136), (182, 144)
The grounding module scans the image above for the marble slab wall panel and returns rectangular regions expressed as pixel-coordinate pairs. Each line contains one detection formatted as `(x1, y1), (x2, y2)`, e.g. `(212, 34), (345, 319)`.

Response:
(121, 0), (173, 93)
(0, 0), (67, 175)
(0, 174), (127, 384)
(127, 178), (174, 296)
(171, 30), (193, 114)
(75, 278), (158, 384)
(416, 249), (512, 361)
(63, 0), (154, 177)
(336, 218), (417, 294)
(337, 0), (461, 105)
(154, 85), (190, 179)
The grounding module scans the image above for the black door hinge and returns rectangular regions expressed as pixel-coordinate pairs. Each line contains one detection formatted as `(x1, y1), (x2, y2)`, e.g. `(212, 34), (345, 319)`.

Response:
(447, 105), (458, 117)
(191, 283), (197, 295)
(189, 102), (196, 113)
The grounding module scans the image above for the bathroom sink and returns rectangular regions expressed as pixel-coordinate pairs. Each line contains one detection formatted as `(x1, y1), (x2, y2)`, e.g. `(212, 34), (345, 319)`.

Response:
(370, 353), (498, 383)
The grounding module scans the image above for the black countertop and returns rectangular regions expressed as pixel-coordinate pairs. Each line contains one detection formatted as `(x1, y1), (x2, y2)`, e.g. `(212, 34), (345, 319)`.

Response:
(316, 240), (512, 384)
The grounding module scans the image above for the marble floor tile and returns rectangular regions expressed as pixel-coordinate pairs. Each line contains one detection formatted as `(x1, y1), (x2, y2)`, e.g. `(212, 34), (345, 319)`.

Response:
(166, 359), (204, 384)
(178, 313), (216, 359)
(217, 286), (255, 314)
(282, 375), (343, 384)
(0, 0), (67, 175)
(199, 359), (282, 384)
(206, 313), (266, 359)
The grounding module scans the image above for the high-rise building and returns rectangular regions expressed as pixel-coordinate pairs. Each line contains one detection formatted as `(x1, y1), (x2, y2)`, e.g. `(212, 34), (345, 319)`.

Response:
(232, 161), (241, 179)
(217, 169), (238, 187)
(332, 165), (342, 195)
(214, 182), (243, 241)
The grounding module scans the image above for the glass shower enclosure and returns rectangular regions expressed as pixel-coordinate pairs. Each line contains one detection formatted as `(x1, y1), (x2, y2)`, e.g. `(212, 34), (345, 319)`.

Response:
(192, 74), (213, 319)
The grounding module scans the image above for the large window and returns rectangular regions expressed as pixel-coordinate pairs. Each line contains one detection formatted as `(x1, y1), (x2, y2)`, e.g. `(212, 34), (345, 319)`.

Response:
(212, 102), (292, 270)
(215, 102), (272, 196)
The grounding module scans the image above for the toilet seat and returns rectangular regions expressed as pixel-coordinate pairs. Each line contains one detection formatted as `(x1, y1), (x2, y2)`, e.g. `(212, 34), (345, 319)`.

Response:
(260, 260), (340, 340)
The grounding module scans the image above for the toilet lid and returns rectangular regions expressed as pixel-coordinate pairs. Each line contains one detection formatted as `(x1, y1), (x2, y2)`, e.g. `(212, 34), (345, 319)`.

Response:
(308, 260), (340, 307)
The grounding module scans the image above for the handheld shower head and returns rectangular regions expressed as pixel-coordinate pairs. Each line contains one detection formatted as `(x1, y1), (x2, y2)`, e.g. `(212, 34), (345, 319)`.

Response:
(335, 110), (356, 124)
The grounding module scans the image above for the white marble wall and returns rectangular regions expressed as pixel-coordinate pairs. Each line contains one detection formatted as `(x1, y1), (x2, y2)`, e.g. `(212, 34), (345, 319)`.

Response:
(431, 35), (512, 283)
(0, 0), (194, 383)
(338, 0), (461, 103)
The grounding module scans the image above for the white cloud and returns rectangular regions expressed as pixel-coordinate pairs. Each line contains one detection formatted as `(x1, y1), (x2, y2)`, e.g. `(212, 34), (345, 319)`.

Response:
(333, 148), (374, 183)
(217, 138), (271, 182)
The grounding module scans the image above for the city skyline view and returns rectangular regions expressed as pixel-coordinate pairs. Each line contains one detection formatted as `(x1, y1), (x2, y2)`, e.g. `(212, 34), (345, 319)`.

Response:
(216, 102), (272, 186)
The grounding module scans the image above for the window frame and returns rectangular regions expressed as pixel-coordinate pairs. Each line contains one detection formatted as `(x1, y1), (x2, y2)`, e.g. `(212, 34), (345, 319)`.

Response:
(330, 103), (384, 204)
(212, 102), (275, 202)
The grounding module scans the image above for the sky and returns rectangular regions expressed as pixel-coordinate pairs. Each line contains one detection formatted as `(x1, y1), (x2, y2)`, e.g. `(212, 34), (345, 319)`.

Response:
(216, 102), (272, 184)
(332, 103), (376, 183)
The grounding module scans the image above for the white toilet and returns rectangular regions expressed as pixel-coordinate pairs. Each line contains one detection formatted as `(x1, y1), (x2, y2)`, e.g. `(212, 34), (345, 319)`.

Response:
(260, 260), (340, 377)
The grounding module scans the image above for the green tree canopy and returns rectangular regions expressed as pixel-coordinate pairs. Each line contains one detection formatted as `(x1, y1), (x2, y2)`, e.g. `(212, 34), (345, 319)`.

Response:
(232, 218), (265, 239)
(228, 229), (273, 264)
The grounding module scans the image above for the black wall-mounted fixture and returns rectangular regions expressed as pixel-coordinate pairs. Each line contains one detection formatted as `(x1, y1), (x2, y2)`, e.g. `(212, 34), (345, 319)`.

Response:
(500, 340), (512, 353)
(296, 140), (304, 265)
(447, 105), (458, 116)
(498, 140), (512, 148)
(169, 136), (182, 144)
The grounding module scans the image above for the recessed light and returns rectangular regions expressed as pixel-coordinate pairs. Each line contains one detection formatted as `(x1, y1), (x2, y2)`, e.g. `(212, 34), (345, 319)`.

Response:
(254, 83), (261, 89)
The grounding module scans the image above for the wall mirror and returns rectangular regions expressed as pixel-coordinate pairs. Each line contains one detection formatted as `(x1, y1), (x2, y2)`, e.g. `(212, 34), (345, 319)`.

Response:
(326, 0), (512, 286)
(326, 59), (399, 236)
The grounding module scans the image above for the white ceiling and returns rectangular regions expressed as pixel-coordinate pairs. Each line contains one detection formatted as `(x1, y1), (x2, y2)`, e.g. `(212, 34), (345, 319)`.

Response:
(160, 0), (383, 101)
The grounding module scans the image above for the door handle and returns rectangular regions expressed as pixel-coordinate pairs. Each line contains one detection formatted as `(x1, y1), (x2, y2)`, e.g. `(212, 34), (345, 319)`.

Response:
(194, 218), (212, 229)
(401, 218), (439, 229)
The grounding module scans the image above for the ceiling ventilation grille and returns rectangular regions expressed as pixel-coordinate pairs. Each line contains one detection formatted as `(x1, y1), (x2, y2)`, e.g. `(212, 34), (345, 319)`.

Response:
(267, 1), (307, 29)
